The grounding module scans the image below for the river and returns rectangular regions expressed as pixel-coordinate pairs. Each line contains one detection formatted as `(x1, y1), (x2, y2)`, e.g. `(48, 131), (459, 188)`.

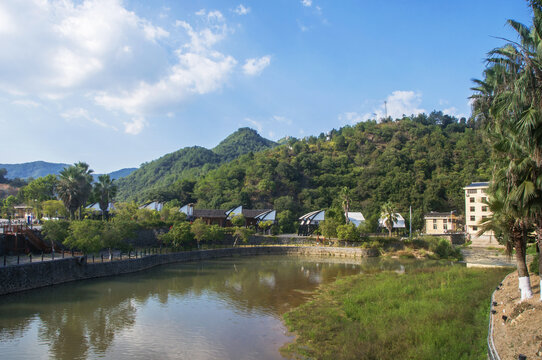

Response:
(0, 255), (432, 359)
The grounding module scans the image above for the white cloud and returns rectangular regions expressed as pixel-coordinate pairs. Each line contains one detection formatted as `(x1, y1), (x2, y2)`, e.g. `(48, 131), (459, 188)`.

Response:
(61, 107), (117, 130)
(301, 0), (313, 7)
(338, 112), (364, 124)
(234, 5), (250, 15)
(0, 0), (243, 135)
(442, 106), (466, 119)
(244, 118), (263, 133)
(243, 56), (271, 76)
(11, 99), (40, 107)
(273, 115), (292, 125)
(367, 91), (426, 120)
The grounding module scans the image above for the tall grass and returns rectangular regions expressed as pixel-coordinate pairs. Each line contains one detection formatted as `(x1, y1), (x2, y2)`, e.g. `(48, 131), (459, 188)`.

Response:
(282, 266), (510, 360)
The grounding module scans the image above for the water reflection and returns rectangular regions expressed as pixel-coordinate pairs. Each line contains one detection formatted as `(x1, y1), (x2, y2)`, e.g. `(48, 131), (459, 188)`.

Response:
(0, 255), (446, 359)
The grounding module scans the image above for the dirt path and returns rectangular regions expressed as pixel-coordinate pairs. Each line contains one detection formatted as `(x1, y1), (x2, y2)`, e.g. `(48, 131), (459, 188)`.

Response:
(461, 247), (517, 268)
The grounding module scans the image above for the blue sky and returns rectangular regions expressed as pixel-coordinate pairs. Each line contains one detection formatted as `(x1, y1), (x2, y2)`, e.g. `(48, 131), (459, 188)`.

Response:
(0, 0), (533, 173)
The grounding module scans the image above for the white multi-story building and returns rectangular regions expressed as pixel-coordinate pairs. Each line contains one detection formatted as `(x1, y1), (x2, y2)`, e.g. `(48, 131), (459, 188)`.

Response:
(464, 182), (496, 246)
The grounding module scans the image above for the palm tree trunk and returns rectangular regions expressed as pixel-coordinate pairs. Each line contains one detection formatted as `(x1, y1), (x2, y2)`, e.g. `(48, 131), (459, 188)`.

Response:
(514, 225), (533, 301)
(536, 218), (542, 301)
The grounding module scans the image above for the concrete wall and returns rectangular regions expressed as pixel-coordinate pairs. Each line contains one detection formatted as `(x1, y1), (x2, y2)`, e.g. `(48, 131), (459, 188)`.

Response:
(0, 246), (378, 296)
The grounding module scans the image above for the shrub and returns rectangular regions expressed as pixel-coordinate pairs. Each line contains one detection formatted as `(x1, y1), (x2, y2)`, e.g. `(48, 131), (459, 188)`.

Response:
(336, 223), (360, 241)
(64, 220), (104, 254)
(159, 222), (194, 249)
(428, 238), (463, 260)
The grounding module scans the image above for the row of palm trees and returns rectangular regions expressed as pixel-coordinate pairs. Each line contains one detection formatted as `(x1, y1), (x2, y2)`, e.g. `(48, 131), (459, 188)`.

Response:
(471, 1), (542, 301)
(56, 162), (117, 220)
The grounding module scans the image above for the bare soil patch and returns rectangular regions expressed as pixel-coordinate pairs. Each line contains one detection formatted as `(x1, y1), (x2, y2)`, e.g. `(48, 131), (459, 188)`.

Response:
(492, 271), (542, 359)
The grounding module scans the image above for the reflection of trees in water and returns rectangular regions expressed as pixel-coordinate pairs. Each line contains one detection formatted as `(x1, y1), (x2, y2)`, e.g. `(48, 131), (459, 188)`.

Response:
(0, 282), (136, 360)
(0, 255), (440, 359)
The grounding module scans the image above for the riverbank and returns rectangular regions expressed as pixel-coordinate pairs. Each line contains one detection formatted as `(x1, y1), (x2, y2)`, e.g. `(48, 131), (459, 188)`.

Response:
(281, 265), (510, 360)
(490, 271), (542, 359)
(0, 246), (378, 296)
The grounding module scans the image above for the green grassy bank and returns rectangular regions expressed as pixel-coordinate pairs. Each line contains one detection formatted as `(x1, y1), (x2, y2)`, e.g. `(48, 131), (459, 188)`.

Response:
(282, 265), (510, 360)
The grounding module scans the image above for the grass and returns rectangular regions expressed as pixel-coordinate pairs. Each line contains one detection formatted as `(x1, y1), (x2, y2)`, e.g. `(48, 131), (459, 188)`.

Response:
(282, 265), (510, 360)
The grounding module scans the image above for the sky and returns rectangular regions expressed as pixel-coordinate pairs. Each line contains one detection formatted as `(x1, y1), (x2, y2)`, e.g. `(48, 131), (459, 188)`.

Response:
(0, 0), (533, 173)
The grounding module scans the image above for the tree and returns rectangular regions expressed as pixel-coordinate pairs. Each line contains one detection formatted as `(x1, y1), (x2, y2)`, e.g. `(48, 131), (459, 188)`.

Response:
(191, 218), (208, 249)
(336, 223), (360, 241)
(478, 184), (534, 300)
(42, 200), (68, 219)
(19, 174), (57, 220)
(341, 187), (351, 224)
(277, 210), (296, 234)
(93, 174), (117, 220)
(471, 2), (542, 300)
(232, 227), (254, 247)
(159, 222), (193, 249)
(42, 220), (70, 250)
(57, 163), (94, 220)
(64, 220), (104, 255)
(380, 202), (398, 237)
(231, 214), (246, 227)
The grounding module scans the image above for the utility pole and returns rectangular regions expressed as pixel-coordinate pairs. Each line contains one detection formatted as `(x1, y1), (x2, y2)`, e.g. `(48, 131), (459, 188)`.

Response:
(384, 101), (388, 119)
(409, 206), (412, 238)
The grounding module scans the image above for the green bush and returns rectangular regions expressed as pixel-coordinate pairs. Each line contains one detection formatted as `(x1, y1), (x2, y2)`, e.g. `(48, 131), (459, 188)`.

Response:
(336, 223), (360, 241)
(159, 222), (194, 249)
(42, 220), (70, 246)
(64, 220), (104, 254)
(428, 238), (463, 260)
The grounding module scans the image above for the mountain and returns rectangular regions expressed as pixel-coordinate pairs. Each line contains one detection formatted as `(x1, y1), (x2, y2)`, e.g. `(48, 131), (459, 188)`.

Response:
(173, 112), (491, 230)
(115, 128), (277, 202)
(213, 127), (277, 162)
(0, 161), (136, 181)
(0, 161), (69, 179)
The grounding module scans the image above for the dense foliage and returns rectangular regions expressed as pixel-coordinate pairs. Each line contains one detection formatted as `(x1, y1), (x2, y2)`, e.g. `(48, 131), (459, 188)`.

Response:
(175, 113), (490, 231)
(116, 127), (277, 202)
(471, 1), (542, 299)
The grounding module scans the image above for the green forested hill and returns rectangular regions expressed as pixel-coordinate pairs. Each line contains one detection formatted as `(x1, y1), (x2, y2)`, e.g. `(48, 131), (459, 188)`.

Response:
(115, 128), (277, 201)
(168, 112), (490, 230)
(213, 127), (277, 162)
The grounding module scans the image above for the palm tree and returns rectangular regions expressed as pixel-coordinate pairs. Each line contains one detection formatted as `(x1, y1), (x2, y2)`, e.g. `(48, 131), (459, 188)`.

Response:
(380, 202), (397, 237)
(341, 187), (351, 224)
(56, 163), (93, 220)
(94, 174), (117, 220)
(74, 162), (94, 220)
(478, 184), (534, 300)
(472, 2), (542, 299)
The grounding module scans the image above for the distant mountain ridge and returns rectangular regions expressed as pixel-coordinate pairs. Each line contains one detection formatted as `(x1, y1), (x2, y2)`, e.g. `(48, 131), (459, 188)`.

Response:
(115, 127), (277, 202)
(0, 161), (136, 181)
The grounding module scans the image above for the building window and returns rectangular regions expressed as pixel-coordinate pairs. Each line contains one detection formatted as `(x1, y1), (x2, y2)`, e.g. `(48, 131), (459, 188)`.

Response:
(482, 197), (487, 203)
(433, 219), (437, 230)
(470, 197), (475, 203)
(482, 216), (487, 220)
(443, 219), (448, 230)
(468, 189), (477, 194)
(482, 206), (488, 212)
(473, 226), (478, 231)
(470, 216), (475, 221)
(470, 206), (475, 212)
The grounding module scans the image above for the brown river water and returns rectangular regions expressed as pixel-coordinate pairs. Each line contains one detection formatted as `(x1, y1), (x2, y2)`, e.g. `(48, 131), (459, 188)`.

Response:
(0, 255), (430, 359)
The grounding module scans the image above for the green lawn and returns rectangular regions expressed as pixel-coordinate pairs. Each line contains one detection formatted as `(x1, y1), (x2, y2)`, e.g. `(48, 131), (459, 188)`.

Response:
(282, 265), (510, 360)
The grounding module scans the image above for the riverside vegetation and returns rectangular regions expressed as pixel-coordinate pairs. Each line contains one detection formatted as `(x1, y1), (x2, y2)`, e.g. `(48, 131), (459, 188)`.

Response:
(282, 265), (510, 360)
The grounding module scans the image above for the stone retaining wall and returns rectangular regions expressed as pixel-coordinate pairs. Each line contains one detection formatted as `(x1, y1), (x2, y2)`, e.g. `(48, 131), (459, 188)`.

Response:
(0, 246), (378, 296)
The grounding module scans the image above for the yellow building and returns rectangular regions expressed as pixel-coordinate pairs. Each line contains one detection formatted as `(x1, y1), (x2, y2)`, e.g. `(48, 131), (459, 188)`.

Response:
(464, 182), (496, 246)
(424, 211), (460, 234)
